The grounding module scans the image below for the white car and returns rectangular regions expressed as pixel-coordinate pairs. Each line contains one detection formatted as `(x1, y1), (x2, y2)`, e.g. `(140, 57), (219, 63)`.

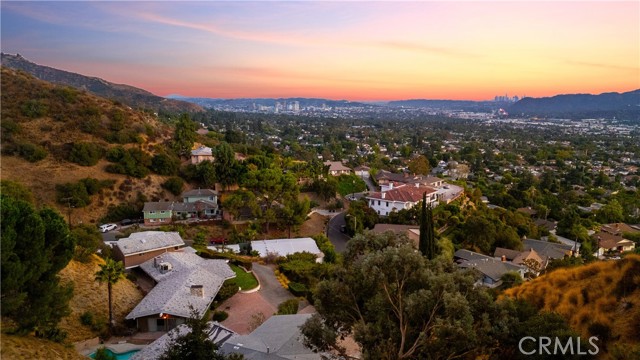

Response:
(99, 223), (117, 233)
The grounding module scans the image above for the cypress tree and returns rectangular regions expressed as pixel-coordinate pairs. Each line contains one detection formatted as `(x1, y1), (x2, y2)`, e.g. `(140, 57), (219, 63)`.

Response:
(419, 192), (436, 259)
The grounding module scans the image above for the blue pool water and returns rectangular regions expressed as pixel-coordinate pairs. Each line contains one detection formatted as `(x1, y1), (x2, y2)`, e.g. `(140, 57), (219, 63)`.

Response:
(89, 348), (139, 360)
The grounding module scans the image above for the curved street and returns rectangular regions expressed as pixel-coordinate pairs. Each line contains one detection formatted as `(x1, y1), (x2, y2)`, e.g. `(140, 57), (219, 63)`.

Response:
(326, 211), (350, 253)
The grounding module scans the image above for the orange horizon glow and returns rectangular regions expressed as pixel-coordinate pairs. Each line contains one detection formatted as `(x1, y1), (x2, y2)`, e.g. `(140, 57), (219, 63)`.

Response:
(1, 1), (638, 101)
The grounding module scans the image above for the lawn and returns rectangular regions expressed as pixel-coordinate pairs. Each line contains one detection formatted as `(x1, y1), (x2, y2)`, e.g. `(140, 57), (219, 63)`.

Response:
(230, 264), (259, 290)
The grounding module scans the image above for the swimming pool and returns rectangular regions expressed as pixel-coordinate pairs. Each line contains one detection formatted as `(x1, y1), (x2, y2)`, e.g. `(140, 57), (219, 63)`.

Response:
(89, 348), (140, 360)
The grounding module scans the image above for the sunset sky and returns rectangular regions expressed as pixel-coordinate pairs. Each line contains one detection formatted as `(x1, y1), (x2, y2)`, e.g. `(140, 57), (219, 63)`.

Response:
(1, 1), (638, 101)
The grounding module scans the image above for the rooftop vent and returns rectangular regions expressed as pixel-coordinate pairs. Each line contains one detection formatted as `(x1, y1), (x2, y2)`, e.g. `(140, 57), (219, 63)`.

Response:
(190, 285), (204, 298)
(159, 262), (173, 274)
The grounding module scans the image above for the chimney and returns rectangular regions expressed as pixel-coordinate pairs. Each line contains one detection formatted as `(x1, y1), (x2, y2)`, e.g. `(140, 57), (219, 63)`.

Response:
(154, 256), (161, 268)
(190, 285), (204, 298)
(501, 255), (506, 262)
(381, 192), (386, 199)
(415, 183), (419, 188)
(389, 182), (393, 189)
(404, 172), (409, 178)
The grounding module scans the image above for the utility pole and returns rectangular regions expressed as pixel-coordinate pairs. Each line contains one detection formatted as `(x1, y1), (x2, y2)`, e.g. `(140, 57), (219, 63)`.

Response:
(61, 197), (73, 227)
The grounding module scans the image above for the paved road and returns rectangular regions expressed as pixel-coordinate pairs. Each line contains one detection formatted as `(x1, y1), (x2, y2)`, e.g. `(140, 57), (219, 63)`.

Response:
(327, 211), (350, 253)
(252, 263), (294, 308)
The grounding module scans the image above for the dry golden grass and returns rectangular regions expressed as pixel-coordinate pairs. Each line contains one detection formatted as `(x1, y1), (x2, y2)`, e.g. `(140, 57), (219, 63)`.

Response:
(0, 333), (87, 360)
(503, 255), (640, 347)
(58, 255), (144, 342)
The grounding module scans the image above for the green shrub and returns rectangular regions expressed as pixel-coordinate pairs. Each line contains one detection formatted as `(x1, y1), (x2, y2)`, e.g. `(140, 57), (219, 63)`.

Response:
(105, 147), (151, 178)
(152, 153), (180, 175)
(94, 347), (116, 360)
(277, 299), (299, 315)
(17, 142), (48, 162)
(287, 282), (308, 298)
(68, 142), (104, 166)
(215, 279), (239, 303)
(101, 203), (142, 223)
(21, 99), (48, 118)
(56, 182), (91, 207)
(162, 177), (184, 196)
(80, 311), (94, 326)
(212, 310), (229, 322)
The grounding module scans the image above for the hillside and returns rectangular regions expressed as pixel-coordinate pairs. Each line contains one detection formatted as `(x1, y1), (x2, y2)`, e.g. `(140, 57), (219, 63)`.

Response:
(508, 90), (640, 120)
(58, 255), (144, 342)
(1, 53), (203, 114)
(0, 67), (180, 223)
(0, 333), (87, 360)
(503, 255), (640, 355)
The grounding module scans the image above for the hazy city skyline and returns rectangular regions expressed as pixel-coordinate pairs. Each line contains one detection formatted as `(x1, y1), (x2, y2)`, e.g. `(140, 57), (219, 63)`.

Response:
(1, 1), (638, 101)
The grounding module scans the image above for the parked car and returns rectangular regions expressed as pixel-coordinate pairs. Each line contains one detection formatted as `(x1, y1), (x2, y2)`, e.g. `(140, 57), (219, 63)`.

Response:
(209, 237), (226, 245)
(99, 223), (117, 233)
(120, 219), (134, 226)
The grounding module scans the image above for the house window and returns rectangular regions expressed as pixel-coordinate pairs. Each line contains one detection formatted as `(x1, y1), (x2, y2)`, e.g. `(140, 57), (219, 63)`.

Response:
(149, 211), (156, 214)
(386, 201), (389, 207)
(160, 210), (166, 214)
(157, 318), (165, 329)
(149, 219), (156, 223)
(378, 201), (380, 206)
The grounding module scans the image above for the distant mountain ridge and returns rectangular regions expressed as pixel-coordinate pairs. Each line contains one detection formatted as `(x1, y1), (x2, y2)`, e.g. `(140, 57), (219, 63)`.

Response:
(1, 53), (203, 113)
(508, 90), (640, 120)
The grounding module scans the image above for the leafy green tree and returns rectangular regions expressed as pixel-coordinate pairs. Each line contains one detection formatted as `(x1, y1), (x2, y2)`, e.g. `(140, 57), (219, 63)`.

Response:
(214, 142), (238, 190)
(302, 232), (511, 359)
(280, 196), (311, 238)
(222, 190), (257, 225)
(159, 307), (242, 360)
(94, 347), (116, 360)
(408, 155), (430, 175)
(596, 200), (625, 224)
(162, 177), (185, 196)
(151, 153), (180, 176)
(173, 113), (197, 157)
(244, 167), (298, 232)
(95, 258), (125, 332)
(1, 195), (75, 337)
(72, 224), (103, 262)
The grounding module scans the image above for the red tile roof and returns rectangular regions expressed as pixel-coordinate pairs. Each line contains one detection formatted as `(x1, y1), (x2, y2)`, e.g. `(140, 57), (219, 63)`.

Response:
(367, 184), (436, 203)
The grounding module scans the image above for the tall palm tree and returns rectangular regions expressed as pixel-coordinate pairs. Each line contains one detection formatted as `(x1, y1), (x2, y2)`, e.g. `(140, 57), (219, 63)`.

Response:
(95, 258), (125, 332)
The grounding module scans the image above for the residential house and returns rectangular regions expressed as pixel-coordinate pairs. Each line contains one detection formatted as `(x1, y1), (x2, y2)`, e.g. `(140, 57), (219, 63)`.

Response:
(522, 238), (575, 263)
(191, 145), (214, 164)
(132, 314), (324, 360)
(220, 314), (323, 359)
(143, 189), (219, 226)
(376, 170), (444, 188)
(593, 231), (636, 257)
(222, 238), (324, 263)
(113, 231), (185, 269)
(354, 165), (371, 178)
(454, 249), (526, 288)
(494, 247), (545, 274)
(324, 160), (352, 176)
(366, 183), (437, 216)
(600, 223), (640, 237)
(126, 251), (235, 332)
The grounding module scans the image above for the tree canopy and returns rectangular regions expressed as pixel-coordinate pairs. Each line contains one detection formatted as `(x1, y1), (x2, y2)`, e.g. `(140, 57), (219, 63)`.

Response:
(1, 194), (75, 339)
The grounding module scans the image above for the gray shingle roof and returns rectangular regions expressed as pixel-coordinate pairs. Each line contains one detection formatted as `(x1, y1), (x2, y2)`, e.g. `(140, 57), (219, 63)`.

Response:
(523, 239), (572, 261)
(191, 146), (213, 156)
(181, 188), (218, 197)
(116, 231), (185, 256)
(458, 257), (524, 282)
(131, 322), (235, 360)
(142, 202), (175, 212)
(221, 314), (321, 359)
(126, 252), (235, 320)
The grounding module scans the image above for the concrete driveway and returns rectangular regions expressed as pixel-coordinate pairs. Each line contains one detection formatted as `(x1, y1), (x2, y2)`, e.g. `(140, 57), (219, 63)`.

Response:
(251, 263), (294, 308)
